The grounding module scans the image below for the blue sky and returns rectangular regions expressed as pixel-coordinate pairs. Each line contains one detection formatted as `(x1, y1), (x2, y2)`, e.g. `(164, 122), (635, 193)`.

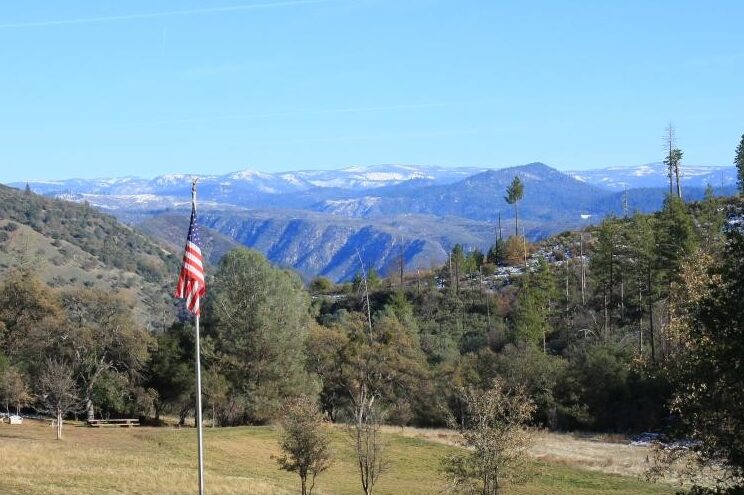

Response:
(1, 0), (742, 182)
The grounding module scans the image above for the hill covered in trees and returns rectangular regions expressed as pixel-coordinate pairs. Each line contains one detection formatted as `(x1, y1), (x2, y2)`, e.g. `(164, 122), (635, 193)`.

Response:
(0, 184), (179, 327)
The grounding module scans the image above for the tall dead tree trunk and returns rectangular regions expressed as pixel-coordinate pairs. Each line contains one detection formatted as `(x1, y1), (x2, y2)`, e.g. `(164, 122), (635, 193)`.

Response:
(665, 123), (675, 195)
(356, 250), (373, 336)
(579, 233), (586, 306)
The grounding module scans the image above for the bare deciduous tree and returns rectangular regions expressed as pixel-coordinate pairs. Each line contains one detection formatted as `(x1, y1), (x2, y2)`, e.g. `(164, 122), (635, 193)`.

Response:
(348, 253), (390, 495)
(0, 366), (31, 416)
(37, 359), (80, 440)
(442, 378), (536, 495)
(276, 395), (333, 495)
(348, 395), (387, 495)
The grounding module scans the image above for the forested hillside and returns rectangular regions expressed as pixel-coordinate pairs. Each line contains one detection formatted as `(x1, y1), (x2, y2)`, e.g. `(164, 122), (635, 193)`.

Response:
(0, 184), (178, 327)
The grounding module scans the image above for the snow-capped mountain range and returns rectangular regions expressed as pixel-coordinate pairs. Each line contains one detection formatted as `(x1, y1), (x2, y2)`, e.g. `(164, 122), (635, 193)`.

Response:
(6, 162), (738, 281)
(9, 161), (737, 218)
(567, 162), (737, 191)
(13, 162), (736, 199)
(15, 164), (485, 198)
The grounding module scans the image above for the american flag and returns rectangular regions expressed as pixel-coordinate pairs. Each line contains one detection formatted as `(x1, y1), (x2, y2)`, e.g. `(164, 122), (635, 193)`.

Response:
(175, 203), (206, 316)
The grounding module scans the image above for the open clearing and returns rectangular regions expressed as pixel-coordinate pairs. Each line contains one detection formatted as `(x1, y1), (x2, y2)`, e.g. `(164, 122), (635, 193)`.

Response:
(387, 427), (658, 478)
(0, 420), (676, 495)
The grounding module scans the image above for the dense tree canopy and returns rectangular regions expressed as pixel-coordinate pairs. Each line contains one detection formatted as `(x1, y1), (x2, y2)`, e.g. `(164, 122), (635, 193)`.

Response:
(665, 231), (744, 484)
(205, 248), (313, 424)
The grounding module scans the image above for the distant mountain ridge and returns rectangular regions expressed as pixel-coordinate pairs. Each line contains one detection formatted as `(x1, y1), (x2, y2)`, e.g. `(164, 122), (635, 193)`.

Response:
(567, 162), (736, 191)
(13, 162), (735, 206)
(15, 164), (487, 197)
(6, 162), (738, 281)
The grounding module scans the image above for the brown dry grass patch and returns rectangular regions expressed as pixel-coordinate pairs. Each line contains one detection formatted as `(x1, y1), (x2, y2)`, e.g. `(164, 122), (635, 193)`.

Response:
(0, 419), (675, 495)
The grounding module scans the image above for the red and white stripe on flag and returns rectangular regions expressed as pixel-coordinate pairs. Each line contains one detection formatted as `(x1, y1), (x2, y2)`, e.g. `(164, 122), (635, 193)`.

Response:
(175, 207), (206, 316)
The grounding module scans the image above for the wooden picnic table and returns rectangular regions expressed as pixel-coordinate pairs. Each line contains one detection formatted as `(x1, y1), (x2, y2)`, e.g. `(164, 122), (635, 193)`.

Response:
(87, 418), (140, 427)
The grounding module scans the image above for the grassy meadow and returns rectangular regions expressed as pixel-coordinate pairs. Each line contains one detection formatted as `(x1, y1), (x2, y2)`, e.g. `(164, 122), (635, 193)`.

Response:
(0, 420), (677, 495)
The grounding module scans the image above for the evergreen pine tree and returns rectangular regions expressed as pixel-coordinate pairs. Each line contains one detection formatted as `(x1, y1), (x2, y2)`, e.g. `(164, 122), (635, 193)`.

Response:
(512, 288), (545, 346)
(487, 238), (507, 266)
(451, 244), (465, 294)
(735, 133), (744, 196)
(626, 213), (658, 358)
(590, 217), (621, 334)
(698, 184), (725, 248)
(511, 258), (556, 349)
(208, 248), (313, 423)
(505, 176), (525, 236)
(655, 195), (697, 287)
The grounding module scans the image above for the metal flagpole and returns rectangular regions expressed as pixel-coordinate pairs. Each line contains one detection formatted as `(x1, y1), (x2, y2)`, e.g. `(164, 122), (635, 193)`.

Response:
(195, 314), (205, 495)
(192, 180), (205, 495)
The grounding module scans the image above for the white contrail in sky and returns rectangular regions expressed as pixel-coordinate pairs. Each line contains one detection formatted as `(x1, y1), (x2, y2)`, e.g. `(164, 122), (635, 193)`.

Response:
(0, 0), (339, 29)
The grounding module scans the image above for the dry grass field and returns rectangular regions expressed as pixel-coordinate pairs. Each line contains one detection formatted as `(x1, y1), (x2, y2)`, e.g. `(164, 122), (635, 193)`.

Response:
(386, 427), (658, 478)
(0, 420), (677, 495)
